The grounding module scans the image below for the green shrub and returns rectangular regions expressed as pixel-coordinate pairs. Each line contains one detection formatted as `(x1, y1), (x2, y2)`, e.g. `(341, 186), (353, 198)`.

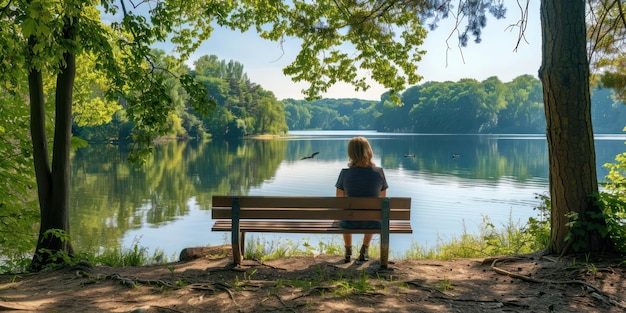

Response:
(599, 153), (626, 253)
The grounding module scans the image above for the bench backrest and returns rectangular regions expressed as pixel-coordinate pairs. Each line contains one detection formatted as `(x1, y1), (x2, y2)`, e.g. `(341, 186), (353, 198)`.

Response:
(211, 196), (411, 221)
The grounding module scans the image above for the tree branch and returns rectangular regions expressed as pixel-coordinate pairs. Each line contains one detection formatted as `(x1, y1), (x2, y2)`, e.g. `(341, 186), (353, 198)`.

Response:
(509, 0), (530, 52)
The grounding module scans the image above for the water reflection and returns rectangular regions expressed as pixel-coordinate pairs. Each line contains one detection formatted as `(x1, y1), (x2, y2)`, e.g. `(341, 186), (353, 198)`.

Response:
(69, 132), (625, 258)
(70, 139), (287, 252)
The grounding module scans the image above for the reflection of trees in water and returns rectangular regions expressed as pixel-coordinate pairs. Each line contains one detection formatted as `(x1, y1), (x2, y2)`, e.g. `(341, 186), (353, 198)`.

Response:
(69, 139), (287, 252)
(68, 134), (621, 253)
(375, 135), (549, 181)
(280, 135), (549, 182)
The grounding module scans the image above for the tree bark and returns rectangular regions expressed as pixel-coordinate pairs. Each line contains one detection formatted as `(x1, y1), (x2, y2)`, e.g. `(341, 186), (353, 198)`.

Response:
(30, 17), (77, 271)
(539, 1), (608, 254)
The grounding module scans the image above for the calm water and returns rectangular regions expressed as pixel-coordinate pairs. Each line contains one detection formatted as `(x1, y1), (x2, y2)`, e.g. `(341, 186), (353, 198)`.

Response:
(70, 131), (626, 259)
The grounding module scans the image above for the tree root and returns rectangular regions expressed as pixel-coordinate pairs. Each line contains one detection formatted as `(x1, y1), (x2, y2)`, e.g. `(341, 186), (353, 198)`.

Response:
(129, 305), (184, 313)
(206, 262), (237, 273)
(403, 280), (449, 296)
(290, 285), (335, 300)
(78, 267), (264, 302)
(217, 283), (238, 308)
(489, 257), (626, 309)
(193, 282), (238, 308)
(260, 294), (299, 312)
(77, 270), (178, 289)
(120, 273), (177, 289)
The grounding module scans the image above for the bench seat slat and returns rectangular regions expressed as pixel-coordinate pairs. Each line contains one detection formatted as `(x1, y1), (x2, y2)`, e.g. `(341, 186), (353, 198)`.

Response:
(212, 196), (411, 210)
(212, 208), (410, 220)
(212, 220), (413, 234)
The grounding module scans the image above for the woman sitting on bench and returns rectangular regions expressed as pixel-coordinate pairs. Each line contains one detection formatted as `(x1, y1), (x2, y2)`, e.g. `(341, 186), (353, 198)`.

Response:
(335, 136), (389, 263)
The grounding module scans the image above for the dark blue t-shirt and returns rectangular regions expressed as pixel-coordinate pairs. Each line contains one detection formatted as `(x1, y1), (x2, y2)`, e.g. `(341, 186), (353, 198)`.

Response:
(335, 167), (388, 197)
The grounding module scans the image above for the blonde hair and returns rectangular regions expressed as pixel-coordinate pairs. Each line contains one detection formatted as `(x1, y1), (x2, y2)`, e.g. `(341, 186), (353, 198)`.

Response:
(347, 136), (376, 167)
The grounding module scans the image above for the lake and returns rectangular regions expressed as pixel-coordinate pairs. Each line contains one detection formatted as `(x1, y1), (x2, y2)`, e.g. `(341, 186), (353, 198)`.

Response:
(70, 131), (626, 259)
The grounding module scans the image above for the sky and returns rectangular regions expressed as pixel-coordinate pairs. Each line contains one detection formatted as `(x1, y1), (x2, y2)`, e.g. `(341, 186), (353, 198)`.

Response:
(177, 3), (542, 101)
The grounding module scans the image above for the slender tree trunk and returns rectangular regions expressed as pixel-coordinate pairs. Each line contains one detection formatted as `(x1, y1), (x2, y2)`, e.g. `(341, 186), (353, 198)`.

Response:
(28, 47), (51, 209)
(30, 17), (77, 271)
(27, 42), (55, 271)
(539, 1), (609, 254)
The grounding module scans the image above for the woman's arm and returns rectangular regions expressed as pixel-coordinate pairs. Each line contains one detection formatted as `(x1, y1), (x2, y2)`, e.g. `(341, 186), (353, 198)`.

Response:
(336, 188), (345, 197)
(380, 189), (387, 197)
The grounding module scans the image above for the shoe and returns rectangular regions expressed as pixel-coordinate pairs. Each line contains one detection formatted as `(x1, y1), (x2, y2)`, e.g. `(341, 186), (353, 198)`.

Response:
(344, 246), (352, 263)
(358, 245), (369, 262)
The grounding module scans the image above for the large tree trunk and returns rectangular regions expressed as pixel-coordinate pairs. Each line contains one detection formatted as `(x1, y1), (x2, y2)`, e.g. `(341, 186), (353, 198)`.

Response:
(29, 18), (77, 271)
(539, 1), (609, 254)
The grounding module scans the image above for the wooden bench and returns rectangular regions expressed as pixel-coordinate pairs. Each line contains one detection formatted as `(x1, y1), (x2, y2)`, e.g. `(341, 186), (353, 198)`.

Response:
(211, 196), (412, 268)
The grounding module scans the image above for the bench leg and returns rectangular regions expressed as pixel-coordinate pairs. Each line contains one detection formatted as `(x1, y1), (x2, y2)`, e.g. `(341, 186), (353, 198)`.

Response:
(232, 230), (243, 265)
(380, 197), (390, 269)
(380, 220), (389, 269)
(380, 242), (389, 269)
(240, 231), (246, 261)
(381, 229), (390, 269)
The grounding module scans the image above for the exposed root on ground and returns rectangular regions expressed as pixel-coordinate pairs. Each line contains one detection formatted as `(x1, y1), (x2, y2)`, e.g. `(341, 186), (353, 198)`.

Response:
(77, 270), (179, 289)
(488, 256), (626, 309)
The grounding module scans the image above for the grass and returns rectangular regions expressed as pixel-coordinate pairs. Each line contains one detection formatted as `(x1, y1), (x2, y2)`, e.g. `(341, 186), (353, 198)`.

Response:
(0, 205), (551, 274)
(90, 210), (550, 269)
(72, 237), (171, 268)
(240, 211), (548, 263)
(437, 278), (454, 292)
(402, 211), (549, 261)
(261, 264), (382, 297)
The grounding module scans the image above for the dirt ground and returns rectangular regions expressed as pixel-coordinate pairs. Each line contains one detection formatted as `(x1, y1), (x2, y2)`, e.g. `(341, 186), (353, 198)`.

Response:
(1, 246), (625, 313)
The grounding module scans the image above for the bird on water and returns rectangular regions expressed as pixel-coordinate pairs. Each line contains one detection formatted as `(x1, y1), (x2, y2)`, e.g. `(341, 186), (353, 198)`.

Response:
(301, 152), (320, 160)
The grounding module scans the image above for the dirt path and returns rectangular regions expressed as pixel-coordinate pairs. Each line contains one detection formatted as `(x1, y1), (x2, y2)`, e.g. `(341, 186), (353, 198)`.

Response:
(1, 248), (624, 312)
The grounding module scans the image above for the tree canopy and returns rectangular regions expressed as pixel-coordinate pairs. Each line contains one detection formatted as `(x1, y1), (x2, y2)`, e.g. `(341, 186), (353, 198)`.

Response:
(588, 0), (626, 102)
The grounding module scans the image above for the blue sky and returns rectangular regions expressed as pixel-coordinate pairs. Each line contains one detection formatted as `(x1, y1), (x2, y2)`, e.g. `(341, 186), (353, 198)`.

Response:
(174, 3), (542, 101)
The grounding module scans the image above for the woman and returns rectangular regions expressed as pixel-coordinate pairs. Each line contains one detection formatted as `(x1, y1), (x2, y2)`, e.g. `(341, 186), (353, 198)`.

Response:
(335, 136), (388, 263)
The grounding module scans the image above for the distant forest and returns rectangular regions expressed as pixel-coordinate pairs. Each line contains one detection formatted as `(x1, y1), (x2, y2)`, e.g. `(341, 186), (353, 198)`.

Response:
(73, 55), (626, 142)
(74, 54), (289, 141)
(284, 75), (626, 134)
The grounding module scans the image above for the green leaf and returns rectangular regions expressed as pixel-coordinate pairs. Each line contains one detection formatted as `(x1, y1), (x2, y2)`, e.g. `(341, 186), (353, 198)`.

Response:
(21, 18), (37, 38)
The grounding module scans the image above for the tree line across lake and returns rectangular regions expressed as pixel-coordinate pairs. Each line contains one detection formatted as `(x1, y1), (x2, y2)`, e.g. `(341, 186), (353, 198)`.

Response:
(73, 54), (626, 143)
(282, 77), (625, 134)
